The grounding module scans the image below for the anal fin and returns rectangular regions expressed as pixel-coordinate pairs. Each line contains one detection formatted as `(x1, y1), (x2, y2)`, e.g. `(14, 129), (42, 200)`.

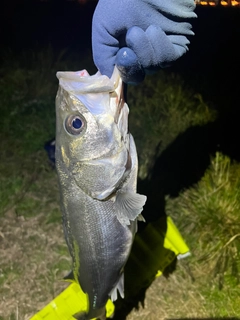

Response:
(63, 270), (76, 283)
(110, 273), (124, 301)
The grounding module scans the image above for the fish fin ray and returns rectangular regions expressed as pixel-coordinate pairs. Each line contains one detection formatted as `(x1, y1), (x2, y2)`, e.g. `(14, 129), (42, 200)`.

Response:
(110, 273), (124, 301)
(63, 270), (76, 283)
(115, 192), (147, 226)
(137, 214), (146, 222)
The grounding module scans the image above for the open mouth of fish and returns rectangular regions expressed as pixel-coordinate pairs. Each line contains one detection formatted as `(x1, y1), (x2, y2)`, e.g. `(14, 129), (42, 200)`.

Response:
(57, 67), (131, 200)
(113, 80), (125, 125)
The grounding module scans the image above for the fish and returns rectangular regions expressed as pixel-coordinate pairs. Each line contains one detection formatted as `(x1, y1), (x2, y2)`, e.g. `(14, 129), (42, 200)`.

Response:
(55, 67), (146, 320)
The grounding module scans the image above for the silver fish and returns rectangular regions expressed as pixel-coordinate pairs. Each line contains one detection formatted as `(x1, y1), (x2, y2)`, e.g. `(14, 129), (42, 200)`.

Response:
(55, 67), (146, 320)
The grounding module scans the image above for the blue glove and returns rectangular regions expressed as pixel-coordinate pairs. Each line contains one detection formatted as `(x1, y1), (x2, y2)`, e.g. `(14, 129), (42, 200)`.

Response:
(92, 0), (196, 84)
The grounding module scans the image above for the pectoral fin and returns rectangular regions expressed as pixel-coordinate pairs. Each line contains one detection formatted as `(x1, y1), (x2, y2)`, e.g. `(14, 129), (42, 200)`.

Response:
(115, 192), (147, 226)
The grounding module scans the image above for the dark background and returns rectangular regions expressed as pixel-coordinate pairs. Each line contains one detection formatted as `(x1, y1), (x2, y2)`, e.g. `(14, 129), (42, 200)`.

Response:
(0, 0), (240, 179)
(1, 3), (239, 318)
(1, 2), (239, 104)
(176, 5), (240, 162)
(1, 1), (95, 51)
(1, 3), (239, 161)
(1, 1), (240, 194)
(1, 1), (240, 186)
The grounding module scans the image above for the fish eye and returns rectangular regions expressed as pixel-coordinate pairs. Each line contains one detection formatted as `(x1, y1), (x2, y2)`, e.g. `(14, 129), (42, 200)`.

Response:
(65, 114), (86, 135)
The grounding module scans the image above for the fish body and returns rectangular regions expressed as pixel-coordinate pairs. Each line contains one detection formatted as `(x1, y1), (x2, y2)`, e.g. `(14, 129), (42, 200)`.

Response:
(55, 67), (146, 320)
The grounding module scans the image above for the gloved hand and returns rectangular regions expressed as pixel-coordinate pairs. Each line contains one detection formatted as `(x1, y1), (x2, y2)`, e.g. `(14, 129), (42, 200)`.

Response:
(92, 0), (196, 84)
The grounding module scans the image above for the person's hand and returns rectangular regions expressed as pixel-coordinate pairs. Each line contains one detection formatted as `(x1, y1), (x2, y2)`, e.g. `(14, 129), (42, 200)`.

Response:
(92, 0), (196, 84)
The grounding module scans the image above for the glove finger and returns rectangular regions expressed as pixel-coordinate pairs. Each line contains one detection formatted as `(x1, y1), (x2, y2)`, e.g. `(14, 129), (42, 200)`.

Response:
(145, 25), (185, 66)
(116, 47), (145, 84)
(126, 25), (190, 70)
(125, 26), (155, 69)
(167, 34), (190, 52)
(92, 8), (119, 77)
(92, 36), (118, 78)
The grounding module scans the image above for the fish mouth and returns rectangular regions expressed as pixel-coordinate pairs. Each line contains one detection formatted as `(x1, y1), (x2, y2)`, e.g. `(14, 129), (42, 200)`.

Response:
(114, 82), (125, 125)
(110, 70), (129, 143)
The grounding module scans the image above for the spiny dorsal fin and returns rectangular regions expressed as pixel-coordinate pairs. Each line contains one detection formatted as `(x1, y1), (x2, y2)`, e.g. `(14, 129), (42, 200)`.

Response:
(115, 192), (147, 227)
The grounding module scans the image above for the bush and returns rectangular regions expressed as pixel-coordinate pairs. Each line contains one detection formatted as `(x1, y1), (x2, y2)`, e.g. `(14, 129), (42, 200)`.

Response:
(166, 152), (240, 288)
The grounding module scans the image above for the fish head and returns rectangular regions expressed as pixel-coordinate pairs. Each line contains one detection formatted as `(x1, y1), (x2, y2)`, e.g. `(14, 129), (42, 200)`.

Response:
(55, 67), (130, 199)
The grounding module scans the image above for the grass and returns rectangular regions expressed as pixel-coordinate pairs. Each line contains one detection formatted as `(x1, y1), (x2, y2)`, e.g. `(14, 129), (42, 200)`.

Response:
(0, 46), (239, 319)
(166, 152), (240, 289)
(128, 72), (217, 179)
(0, 46), (94, 217)
(0, 47), (76, 319)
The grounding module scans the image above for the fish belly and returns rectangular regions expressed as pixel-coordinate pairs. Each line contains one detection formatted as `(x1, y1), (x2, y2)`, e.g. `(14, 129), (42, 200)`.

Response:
(60, 182), (133, 314)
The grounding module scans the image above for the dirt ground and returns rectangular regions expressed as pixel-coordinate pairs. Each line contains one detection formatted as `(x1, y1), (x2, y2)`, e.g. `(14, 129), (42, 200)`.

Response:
(1, 208), (239, 320)
(0, 209), (190, 320)
(0, 210), (70, 320)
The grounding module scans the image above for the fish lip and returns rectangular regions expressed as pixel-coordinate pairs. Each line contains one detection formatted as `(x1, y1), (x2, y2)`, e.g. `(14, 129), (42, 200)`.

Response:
(109, 66), (126, 126)
(113, 82), (125, 125)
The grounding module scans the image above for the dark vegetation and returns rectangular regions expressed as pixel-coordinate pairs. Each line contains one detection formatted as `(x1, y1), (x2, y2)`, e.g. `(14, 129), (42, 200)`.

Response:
(0, 2), (240, 319)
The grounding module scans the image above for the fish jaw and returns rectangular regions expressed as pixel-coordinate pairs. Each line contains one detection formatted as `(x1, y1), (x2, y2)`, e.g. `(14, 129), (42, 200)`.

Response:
(55, 67), (130, 200)
(56, 66), (123, 118)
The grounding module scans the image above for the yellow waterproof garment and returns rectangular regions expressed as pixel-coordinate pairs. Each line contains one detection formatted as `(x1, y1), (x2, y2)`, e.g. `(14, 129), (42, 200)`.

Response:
(30, 216), (189, 320)
(30, 283), (114, 320)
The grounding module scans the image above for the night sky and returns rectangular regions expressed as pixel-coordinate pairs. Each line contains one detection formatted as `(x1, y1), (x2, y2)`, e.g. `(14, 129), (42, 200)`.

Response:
(1, 0), (97, 51)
